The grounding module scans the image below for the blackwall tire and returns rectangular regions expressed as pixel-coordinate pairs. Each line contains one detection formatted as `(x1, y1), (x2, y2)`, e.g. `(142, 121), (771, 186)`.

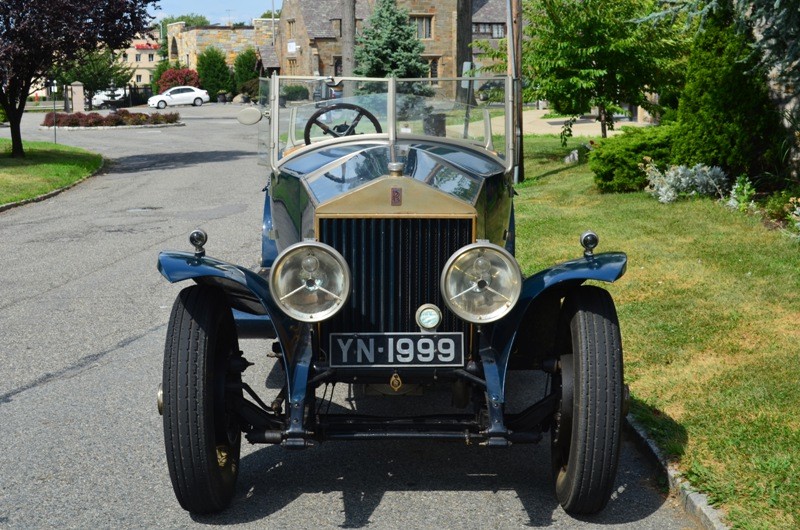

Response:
(551, 285), (624, 514)
(162, 285), (242, 513)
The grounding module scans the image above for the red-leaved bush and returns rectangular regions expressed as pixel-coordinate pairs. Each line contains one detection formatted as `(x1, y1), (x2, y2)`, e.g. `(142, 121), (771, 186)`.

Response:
(41, 111), (181, 127)
(157, 68), (200, 93)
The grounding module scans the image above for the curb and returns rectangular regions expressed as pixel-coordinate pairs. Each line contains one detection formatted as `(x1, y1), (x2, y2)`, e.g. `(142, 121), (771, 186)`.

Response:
(626, 415), (728, 529)
(0, 157), (105, 214)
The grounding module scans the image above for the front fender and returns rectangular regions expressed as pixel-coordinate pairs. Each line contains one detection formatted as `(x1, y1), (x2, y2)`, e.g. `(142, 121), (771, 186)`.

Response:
(492, 252), (627, 387)
(158, 251), (291, 342)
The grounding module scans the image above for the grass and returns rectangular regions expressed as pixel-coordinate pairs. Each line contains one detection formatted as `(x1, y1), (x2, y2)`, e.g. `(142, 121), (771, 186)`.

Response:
(515, 135), (800, 529)
(0, 138), (102, 205)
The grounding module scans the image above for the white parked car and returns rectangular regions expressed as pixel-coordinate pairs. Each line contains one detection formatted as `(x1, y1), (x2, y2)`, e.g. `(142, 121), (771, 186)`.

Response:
(91, 88), (125, 109)
(148, 86), (209, 109)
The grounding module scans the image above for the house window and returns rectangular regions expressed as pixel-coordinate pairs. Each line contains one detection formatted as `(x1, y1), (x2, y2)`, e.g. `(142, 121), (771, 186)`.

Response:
(411, 16), (432, 39)
(122, 53), (129, 62)
(148, 53), (154, 62)
(334, 57), (343, 76)
(426, 57), (439, 85)
(135, 74), (142, 83)
(492, 24), (505, 38)
(333, 20), (341, 37)
(287, 59), (297, 75)
(287, 20), (295, 39)
(135, 53), (142, 62)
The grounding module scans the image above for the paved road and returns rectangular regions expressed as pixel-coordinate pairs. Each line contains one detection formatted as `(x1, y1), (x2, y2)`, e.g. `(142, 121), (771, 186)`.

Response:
(0, 105), (697, 528)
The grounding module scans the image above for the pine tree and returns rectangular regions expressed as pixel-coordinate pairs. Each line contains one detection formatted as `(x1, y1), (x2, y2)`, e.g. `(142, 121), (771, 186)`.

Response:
(196, 47), (233, 102)
(354, 0), (428, 79)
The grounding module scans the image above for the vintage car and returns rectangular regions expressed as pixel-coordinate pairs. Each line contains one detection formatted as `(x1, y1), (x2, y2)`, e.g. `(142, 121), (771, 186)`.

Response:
(156, 74), (628, 515)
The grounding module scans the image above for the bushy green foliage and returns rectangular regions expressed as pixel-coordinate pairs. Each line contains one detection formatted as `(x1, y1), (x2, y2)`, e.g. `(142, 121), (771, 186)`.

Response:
(196, 47), (232, 101)
(354, 0), (428, 78)
(55, 48), (133, 110)
(239, 78), (260, 99)
(233, 48), (259, 93)
(0, 106), (6, 123)
(280, 85), (309, 101)
(671, 3), (787, 189)
(589, 124), (675, 192)
(522, 0), (686, 140)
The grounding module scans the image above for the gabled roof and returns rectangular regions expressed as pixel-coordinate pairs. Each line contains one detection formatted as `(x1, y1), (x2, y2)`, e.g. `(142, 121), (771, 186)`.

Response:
(297, 0), (372, 40)
(259, 45), (280, 68)
(472, 0), (506, 24)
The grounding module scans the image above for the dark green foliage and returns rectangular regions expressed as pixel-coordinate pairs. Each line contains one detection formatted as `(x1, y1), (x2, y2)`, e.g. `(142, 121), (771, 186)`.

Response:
(56, 48), (133, 110)
(196, 47), (232, 102)
(354, 0), (428, 78)
(589, 124), (676, 193)
(281, 85), (309, 101)
(671, 3), (787, 189)
(239, 78), (260, 99)
(233, 48), (259, 93)
(0, 106), (6, 122)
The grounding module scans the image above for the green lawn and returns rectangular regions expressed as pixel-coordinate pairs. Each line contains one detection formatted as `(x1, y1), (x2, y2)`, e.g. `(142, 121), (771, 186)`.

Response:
(0, 139), (102, 205)
(516, 135), (800, 529)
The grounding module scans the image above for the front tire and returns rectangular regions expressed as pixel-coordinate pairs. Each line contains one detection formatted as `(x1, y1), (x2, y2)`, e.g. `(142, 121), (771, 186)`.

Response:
(551, 286), (624, 514)
(162, 285), (242, 513)
(157, 100), (167, 109)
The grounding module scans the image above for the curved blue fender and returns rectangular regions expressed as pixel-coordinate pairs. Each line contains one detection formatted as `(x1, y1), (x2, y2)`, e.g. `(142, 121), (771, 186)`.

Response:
(491, 251), (628, 397)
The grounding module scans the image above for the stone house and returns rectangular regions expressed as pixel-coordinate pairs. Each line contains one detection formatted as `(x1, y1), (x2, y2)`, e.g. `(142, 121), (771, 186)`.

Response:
(276, 0), (507, 79)
(166, 20), (276, 71)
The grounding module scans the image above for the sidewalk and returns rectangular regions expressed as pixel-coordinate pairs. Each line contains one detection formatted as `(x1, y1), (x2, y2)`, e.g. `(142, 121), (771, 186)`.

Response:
(520, 108), (650, 137)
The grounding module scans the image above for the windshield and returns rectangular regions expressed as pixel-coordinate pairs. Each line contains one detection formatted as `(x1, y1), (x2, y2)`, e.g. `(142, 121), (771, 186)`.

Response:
(261, 76), (511, 170)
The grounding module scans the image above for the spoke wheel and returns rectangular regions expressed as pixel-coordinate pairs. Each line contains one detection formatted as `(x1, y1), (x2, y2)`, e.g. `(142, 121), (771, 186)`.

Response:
(162, 285), (242, 513)
(551, 285), (624, 514)
(303, 102), (382, 144)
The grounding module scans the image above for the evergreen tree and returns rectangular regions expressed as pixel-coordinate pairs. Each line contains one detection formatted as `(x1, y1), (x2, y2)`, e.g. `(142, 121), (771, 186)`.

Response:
(234, 48), (259, 93)
(671, 1), (786, 187)
(354, 0), (428, 79)
(196, 47), (233, 101)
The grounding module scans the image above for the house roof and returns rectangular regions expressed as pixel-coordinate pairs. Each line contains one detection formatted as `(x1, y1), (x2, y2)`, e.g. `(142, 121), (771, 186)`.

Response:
(259, 45), (280, 68)
(472, 0), (506, 24)
(298, 0), (372, 40)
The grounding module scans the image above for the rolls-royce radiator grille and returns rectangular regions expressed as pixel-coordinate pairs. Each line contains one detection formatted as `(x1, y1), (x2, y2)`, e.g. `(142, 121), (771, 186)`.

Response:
(318, 217), (473, 343)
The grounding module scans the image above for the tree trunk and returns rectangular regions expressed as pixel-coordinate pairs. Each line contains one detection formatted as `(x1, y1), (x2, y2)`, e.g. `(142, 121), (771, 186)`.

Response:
(599, 104), (608, 138)
(8, 108), (25, 158)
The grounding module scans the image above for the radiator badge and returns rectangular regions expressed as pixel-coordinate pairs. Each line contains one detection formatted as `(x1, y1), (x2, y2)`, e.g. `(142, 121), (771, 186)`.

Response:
(390, 372), (403, 392)
(391, 187), (402, 206)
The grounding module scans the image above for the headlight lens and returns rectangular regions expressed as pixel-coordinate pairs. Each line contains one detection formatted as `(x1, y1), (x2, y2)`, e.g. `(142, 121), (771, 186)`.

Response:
(269, 241), (350, 322)
(440, 242), (522, 324)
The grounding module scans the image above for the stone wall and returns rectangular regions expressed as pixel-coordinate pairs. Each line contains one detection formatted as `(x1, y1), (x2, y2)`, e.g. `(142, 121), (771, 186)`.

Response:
(168, 20), (275, 70)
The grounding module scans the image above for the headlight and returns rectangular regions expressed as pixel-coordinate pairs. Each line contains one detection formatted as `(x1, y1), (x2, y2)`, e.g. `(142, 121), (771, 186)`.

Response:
(269, 241), (351, 322)
(440, 242), (522, 324)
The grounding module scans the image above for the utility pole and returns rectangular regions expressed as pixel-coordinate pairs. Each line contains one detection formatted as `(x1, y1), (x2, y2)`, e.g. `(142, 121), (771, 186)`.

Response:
(341, 0), (356, 96)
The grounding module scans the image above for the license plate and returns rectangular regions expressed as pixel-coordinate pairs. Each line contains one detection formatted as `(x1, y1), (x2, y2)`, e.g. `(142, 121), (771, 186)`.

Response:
(329, 332), (464, 368)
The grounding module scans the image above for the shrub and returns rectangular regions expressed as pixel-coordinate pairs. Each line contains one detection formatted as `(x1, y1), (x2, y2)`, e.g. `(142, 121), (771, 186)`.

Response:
(0, 105), (6, 123)
(281, 85), (309, 101)
(589, 123), (675, 193)
(102, 113), (125, 126)
(762, 189), (800, 223)
(40, 110), (181, 127)
(84, 112), (105, 127)
(644, 162), (730, 203)
(240, 78), (260, 100)
(158, 68), (200, 93)
(162, 112), (180, 124)
(197, 47), (233, 102)
(726, 175), (757, 212)
(234, 47), (259, 93)
(671, 3), (788, 189)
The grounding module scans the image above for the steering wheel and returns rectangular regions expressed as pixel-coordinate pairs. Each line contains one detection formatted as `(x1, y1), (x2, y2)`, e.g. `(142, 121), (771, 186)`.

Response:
(303, 103), (382, 145)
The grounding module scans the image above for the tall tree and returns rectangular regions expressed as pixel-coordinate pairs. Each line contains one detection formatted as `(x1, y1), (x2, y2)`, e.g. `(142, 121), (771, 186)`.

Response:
(234, 48), (259, 93)
(671, 1), (786, 187)
(0, 0), (156, 157)
(197, 47), (233, 101)
(523, 0), (685, 140)
(354, 0), (428, 79)
(56, 49), (134, 110)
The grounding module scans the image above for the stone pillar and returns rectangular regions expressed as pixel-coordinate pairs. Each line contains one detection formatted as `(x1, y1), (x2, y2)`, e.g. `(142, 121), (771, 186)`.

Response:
(71, 82), (86, 113)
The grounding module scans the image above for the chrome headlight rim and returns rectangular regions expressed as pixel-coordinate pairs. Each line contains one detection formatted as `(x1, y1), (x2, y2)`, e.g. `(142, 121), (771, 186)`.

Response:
(440, 241), (522, 324)
(268, 240), (351, 322)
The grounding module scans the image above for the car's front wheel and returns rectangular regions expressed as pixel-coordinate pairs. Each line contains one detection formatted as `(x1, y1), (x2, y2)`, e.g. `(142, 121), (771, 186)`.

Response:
(551, 285), (624, 514)
(162, 285), (242, 513)
(157, 100), (167, 109)
(193, 98), (203, 107)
